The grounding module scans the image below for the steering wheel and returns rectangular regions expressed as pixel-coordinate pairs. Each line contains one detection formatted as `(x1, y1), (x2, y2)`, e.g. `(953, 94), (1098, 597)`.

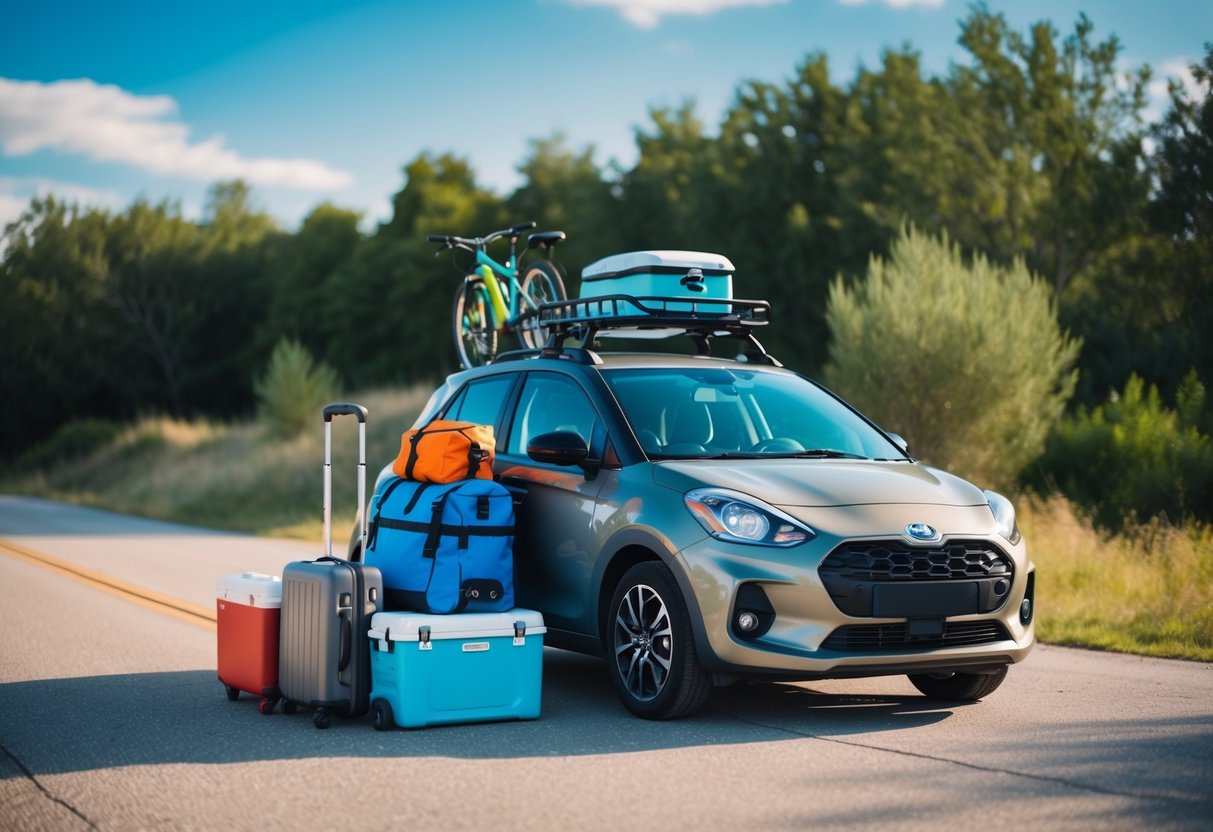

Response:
(751, 437), (806, 453)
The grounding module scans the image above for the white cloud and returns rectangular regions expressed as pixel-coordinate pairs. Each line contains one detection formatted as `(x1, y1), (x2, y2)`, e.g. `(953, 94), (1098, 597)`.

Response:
(0, 77), (353, 190)
(0, 176), (126, 229)
(563, 0), (789, 30)
(1145, 58), (1205, 122)
(0, 192), (29, 233)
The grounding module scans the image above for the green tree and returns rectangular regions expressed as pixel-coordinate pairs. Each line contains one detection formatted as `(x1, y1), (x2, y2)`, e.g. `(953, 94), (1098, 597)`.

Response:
(508, 133), (621, 290)
(264, 202), (365, 360)
(254, 337), (341, 437)
(824, 225), (1080, 491)
(618, 102), (721, 252)
(1038, 372), (1213, 526)
(944, 10), (1150, 299)
(325, 153), (505, 385)
(0, 197), (115, 458)
(102, 198), (206, 412)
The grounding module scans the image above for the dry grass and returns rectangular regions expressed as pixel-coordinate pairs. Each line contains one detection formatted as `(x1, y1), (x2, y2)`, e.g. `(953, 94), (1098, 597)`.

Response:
(1020, 493), (1213, 662)
(5, 386), (433, 543)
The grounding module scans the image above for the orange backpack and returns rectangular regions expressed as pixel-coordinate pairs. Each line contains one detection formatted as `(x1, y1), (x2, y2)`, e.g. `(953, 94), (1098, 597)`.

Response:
(391, 420), (496, 483)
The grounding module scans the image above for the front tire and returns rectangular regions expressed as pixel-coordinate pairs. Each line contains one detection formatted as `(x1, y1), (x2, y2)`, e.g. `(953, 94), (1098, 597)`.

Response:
(517, 261), (567, 349)
(607, 562), (711, 720)
(453, 279), (498, 368)
(908, 666), (1008, 700)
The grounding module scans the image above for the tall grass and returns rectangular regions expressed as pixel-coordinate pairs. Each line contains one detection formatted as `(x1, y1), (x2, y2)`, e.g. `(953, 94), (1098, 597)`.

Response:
(1021, 494), (1213, 661)
(4, 386), (432, 545)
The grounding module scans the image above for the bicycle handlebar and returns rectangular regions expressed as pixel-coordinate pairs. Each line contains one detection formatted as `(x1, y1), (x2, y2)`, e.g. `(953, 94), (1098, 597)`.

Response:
(427, 221), (538, 252)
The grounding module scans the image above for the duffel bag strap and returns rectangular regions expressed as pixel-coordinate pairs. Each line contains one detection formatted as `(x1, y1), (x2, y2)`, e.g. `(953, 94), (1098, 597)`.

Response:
(404, 429), (424, 480)
(421, 485), (462, 559)
(465, 441), (490, 479)
(366, 477), (410, 551)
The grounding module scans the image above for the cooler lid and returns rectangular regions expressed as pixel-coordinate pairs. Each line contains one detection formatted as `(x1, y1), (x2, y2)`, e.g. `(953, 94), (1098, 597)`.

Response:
(216, 571), (283, 608)
(368, 609), (546, 642)
(583, 250), (735, 280)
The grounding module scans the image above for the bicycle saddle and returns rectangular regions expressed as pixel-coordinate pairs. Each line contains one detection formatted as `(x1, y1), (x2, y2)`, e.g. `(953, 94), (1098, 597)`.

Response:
(528, 231), (567, 250)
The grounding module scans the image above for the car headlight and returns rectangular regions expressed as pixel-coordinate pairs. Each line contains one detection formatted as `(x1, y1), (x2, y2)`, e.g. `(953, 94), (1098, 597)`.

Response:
(684, 488), (814, 547)
(984, 489), (1022, 545)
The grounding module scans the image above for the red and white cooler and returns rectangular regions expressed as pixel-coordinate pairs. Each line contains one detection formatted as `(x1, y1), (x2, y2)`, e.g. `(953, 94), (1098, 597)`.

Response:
(216, 571), (283, 714)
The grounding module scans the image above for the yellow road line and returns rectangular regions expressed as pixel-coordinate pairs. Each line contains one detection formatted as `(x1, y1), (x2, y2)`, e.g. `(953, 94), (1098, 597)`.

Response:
(0, 537), (216, 631)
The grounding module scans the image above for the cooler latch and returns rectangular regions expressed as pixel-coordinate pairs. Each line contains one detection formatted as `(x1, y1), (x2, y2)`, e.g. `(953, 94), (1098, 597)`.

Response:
(418, 625), (432, 651)
(513, 621), (526, 646)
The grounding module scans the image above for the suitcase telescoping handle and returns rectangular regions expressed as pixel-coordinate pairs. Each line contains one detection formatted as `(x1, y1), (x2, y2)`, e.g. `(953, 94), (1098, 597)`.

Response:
(322, 402), (369, 560)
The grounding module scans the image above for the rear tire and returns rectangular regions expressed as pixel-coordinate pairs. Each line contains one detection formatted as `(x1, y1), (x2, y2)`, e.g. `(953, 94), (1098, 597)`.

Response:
(908, 666), (1008, 700)
(517, 260), (567, 349)
(607, 562), (711, 720)
(453, 279), (498, 368)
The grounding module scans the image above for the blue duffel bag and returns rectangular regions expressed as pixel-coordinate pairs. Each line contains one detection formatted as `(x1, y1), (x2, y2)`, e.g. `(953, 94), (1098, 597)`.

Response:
(364, 477), (515, 614)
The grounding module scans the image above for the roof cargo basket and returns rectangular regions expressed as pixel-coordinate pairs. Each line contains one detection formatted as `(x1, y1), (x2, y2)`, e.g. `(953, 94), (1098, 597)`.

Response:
(531, 295), (780, 366)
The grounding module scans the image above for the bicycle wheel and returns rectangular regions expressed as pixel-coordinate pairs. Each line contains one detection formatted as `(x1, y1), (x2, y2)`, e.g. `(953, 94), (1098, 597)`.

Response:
(453, 278), (498, 368)
(516, 260), (568, 349)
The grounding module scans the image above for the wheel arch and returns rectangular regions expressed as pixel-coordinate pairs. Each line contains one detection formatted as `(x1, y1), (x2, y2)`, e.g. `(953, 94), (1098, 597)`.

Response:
(593, 530), (712, 666)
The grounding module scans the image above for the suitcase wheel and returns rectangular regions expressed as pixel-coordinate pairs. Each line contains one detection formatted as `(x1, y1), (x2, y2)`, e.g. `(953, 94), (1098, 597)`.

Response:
(313, 708), (332, 730)
(282, 700), (298, 715)
(258, 696), (277, 716)
(224, 685), (240, 702)
(371, 698), (394, 732)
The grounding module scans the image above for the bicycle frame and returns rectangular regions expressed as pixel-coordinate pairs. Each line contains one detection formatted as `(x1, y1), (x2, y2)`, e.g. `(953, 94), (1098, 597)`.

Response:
(472, 248), (521, 330)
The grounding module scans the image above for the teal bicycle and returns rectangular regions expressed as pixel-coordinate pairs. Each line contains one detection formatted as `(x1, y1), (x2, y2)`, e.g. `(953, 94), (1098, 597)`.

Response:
(428, 222), (567, 368)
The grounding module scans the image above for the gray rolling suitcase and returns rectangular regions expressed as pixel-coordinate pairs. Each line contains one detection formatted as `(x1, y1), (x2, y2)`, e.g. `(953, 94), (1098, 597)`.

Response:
(278, 402), (383, 729)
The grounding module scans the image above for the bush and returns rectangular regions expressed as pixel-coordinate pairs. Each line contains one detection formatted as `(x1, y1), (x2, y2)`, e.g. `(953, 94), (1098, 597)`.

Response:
(254, 338), (341, 437)
(15, 418), (121, 471)
(823, 225), (1080, 491)
(1036, 371), (1213, 527)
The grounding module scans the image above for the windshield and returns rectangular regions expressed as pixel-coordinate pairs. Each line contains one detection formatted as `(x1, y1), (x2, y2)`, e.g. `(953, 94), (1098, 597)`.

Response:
(602, 367), (907, 461)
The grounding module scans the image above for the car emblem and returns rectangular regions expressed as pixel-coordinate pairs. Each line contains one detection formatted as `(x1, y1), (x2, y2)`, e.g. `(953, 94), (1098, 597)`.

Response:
(906, 523), (939, 542)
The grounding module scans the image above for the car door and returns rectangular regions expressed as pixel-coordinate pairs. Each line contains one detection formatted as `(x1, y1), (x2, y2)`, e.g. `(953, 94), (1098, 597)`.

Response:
(495, 371), (606, 634)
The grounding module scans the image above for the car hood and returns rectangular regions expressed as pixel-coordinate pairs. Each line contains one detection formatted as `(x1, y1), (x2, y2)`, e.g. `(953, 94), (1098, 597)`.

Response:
(651, 459), (985, 507)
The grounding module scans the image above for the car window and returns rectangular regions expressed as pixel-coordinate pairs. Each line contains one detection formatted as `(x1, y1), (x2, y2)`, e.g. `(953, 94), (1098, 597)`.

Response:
(444, 375), (514, 433)
(508, 373), (599, 455)
(603, 367), (905, 460)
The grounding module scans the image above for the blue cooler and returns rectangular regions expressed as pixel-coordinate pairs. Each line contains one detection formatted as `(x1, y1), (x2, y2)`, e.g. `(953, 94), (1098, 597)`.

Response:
(367, 609), (545, 729)
(579, 250), (735, 325)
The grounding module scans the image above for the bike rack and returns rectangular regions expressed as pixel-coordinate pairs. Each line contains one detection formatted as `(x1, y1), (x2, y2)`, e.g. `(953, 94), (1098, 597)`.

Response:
(521, 295), (782, 366)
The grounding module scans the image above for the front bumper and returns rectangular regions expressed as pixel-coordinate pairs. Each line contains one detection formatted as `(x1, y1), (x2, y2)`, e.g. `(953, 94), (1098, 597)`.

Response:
(673, 529), (1035, 681)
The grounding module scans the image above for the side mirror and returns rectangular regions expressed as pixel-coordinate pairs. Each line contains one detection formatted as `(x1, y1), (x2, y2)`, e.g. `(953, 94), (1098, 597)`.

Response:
(527, 431), (589, 468)
(887, 432), (910, 455)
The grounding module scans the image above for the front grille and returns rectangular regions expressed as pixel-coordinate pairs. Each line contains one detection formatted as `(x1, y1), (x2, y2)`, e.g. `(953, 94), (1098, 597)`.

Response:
(821, 620), (1011, 652)
(819, 540), (1013, 582)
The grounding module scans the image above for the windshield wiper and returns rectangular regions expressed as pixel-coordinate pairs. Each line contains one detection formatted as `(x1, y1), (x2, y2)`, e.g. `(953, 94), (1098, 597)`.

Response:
(783, 449), (868, 460)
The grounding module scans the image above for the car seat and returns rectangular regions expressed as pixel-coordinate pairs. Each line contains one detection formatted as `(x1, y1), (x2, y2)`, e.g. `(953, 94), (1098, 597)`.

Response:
(662, 401), (713, 455)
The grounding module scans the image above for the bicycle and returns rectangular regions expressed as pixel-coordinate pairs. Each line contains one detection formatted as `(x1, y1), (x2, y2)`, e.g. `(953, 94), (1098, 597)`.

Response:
(428, 221), (568, 368)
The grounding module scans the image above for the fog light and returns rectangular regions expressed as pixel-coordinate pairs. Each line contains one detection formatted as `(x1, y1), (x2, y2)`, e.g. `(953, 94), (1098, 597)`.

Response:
(737, 611), (760, 633)
(1020, 598), (1033, 623)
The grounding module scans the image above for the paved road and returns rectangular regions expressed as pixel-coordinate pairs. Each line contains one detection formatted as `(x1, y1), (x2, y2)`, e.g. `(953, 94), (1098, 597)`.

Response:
(1, 495), (1210, 831)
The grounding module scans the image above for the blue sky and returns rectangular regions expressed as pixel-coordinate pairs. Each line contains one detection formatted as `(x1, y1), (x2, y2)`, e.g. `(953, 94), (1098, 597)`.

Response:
(1, 0), (1208, 233)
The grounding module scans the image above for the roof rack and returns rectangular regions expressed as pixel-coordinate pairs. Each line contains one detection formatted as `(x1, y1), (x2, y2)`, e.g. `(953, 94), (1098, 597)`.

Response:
(532, 295), (781, 366)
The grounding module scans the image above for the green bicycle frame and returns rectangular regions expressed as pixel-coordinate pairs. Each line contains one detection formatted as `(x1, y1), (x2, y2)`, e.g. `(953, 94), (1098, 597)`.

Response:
(475, 249), (517, 331)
